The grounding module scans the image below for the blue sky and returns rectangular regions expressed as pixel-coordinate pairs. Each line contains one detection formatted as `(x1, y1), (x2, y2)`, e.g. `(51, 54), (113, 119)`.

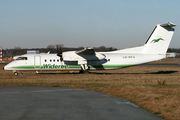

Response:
(1, 0), (180, 49)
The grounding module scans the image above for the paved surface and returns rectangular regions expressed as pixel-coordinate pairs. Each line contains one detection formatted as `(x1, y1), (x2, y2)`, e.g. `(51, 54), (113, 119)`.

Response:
(0, 86), (162, 120)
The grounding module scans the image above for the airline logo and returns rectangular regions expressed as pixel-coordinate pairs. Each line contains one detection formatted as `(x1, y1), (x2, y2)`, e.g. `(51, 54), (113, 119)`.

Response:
(43, 64), (69, 69)
(151, 38), (164, 43)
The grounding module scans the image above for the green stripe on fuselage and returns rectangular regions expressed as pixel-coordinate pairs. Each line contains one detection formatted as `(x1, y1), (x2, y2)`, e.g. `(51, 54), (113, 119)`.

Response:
(11, 65), (35, 69)
(9, 64), (134, 70)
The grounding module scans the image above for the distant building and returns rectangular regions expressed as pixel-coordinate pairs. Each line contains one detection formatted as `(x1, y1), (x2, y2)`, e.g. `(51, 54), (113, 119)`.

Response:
(27, 51), (40, 54)
(166, 53), (176, 58)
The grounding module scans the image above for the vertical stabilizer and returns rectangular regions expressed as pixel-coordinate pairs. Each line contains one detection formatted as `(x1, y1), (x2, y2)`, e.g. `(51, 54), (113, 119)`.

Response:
(142, 22), (176, 54)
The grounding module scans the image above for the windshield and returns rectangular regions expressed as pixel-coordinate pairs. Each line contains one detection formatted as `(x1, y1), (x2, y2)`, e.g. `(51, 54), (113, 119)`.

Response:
(16, 57), (27, 60)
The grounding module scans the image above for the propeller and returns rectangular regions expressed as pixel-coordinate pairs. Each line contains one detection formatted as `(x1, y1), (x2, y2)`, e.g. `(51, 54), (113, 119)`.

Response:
(57, 45), (63, 61)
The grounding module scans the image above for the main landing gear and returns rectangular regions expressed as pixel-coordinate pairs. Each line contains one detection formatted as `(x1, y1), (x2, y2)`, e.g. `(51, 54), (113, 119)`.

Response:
(79, 64), (89, 74)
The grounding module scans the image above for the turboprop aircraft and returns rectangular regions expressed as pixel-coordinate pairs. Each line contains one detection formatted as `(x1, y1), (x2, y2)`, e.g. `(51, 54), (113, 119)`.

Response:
(4, 22), (176, 75)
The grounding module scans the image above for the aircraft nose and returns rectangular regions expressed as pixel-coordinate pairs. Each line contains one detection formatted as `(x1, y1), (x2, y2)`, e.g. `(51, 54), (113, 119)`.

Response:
(3, 66), (5, 70)
(3, 65), (7, 70)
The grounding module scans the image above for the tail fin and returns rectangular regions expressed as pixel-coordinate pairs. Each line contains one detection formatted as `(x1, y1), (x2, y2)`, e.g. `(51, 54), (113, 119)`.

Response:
(142, 22), (176, 54)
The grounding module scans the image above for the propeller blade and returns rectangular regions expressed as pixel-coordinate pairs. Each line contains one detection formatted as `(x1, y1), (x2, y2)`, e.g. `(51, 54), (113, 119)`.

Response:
(57, 45), (63, 61)
(59, 46), (62, 54)
(56, 45), (59, 53)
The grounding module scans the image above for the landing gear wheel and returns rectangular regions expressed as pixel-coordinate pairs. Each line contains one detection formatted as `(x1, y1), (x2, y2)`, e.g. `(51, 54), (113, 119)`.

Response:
(84, 70), (89, 74)
(79, 70), (84, 73)
(79, 70), (89, 74)
(14, 72), (18, 76)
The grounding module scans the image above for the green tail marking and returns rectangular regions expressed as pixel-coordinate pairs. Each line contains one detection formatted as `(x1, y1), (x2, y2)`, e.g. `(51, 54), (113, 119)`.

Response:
(151, 38), (164, 43)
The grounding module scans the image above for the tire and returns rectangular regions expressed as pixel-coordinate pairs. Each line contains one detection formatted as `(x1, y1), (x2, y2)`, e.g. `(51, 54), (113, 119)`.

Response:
(14, 72), (18, 76)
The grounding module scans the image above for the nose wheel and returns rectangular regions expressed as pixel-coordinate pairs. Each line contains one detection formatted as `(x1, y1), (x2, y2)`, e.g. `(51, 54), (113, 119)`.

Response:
(14, 72), (18, 76)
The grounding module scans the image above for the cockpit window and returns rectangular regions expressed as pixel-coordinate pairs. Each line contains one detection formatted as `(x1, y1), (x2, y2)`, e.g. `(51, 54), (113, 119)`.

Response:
(16, 57), (28, 60)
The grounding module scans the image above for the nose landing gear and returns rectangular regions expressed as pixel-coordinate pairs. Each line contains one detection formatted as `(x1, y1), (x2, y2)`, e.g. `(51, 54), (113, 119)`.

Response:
(14, 72), (18, 76)
(13, 72), (23, 75)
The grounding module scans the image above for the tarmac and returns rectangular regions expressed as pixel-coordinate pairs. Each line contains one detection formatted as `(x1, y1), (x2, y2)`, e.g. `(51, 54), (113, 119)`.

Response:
(0, 86), (162, 120)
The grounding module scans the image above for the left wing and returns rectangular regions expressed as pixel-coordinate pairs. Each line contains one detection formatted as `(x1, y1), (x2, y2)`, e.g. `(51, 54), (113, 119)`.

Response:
(76, 47), (95, 55)
(75, 47), (106, 60)
(62, 47), (106, 65)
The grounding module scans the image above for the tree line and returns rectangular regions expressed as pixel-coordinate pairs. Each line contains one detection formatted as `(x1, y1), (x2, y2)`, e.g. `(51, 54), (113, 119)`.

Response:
(2, 44), (117, 57)
(2, 44), (179, 57)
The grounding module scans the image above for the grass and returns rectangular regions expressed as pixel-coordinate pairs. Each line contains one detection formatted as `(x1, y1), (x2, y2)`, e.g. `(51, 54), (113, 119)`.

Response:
(0, 63), (180, 119)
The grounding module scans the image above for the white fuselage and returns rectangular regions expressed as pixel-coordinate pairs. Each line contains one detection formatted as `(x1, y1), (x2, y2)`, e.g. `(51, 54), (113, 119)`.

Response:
(4, 52), (165, 71)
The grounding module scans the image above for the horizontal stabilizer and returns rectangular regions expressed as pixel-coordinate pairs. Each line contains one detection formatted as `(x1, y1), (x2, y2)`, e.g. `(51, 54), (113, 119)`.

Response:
(160, 22), (176, 27)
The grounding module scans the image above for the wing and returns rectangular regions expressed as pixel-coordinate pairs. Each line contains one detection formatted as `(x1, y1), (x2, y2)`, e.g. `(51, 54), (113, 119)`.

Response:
(62, 47), (106, 65)
(75, 47), (95, 55)
(75, 47), (106, 60)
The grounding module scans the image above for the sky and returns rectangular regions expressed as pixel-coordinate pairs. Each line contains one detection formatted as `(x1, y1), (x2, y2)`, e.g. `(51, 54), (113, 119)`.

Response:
(1, 0), (180, 49)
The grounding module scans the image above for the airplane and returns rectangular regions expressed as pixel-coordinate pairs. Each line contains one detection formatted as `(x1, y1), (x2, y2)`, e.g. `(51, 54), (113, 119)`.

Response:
(3, 22), (176, 75)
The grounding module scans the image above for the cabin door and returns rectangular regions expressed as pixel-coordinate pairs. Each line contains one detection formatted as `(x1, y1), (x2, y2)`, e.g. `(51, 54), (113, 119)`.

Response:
(34, 56), (41, 68)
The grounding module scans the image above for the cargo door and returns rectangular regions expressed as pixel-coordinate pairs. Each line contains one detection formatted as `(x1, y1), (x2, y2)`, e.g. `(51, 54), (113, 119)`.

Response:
(34, 56), (41, 68)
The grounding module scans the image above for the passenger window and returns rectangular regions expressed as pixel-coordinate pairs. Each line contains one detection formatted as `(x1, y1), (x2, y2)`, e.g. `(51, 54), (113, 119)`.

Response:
(57, 59), (59, 62)
(45, 59), (47, 62)
(50, 59), (52, 62)
(16, 57), (27, 60)
(53, 59), (55, 62)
